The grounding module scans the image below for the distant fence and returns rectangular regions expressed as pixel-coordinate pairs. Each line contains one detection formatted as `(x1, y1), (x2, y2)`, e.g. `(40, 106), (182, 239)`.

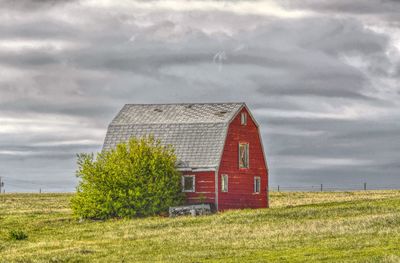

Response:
(2, 176), (400, 193)
(0, 176), (75, 194)
(270, 183), (400, 192)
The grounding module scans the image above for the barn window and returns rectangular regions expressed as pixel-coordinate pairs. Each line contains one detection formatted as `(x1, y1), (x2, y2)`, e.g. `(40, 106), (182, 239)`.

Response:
(221, 174), (228, 192)
(254, 177), (261, 193)
(239, 143), (249, 168)
(182, 175), (195, 192)
(241, 112), (247, 125)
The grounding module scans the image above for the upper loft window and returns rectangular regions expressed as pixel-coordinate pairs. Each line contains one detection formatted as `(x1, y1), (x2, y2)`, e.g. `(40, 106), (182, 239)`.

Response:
(239, 143), (249, 169)
(182, 175), (195, 192)
(241, 112), (247, 125)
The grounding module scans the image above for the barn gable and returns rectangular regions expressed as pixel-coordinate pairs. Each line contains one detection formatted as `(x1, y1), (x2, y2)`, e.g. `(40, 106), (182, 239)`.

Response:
(102, 103), (244, 169)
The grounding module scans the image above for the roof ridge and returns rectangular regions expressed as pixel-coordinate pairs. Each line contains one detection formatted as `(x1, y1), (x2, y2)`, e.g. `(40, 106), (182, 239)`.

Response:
(110, 122), (229, 125)
(110, 102), (244, 126)
(123, 102), (245, 106)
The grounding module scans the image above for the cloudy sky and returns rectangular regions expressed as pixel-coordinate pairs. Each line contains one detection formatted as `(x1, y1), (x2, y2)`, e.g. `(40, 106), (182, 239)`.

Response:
(1, 0), (400, 192)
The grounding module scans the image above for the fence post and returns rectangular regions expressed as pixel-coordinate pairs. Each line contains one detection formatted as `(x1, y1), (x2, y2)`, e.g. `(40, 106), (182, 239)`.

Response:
(278, 185), (280, 192)
(0, 177), (4, 194)
(364, 183), (366, 191)
(39, 188), (41, 194)
(320, 184), (323, 192)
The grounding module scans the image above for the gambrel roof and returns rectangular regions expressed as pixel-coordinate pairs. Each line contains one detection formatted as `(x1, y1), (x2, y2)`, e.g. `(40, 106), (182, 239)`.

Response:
(103, 103), (245, 169)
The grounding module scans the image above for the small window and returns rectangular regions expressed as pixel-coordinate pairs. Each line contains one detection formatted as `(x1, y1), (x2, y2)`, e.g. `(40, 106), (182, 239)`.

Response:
(221, 174), (228, 192)
(241, 112), (247, 125)
(239, 143), (249, 168)
(182, 175), (195, 192)
(254, 177), (261, 193)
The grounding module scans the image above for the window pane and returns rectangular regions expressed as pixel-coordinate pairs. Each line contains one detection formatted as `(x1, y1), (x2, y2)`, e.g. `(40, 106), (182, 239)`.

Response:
(254, 177), (260, 193)
(241, 113), (247, 125)
(183, 176), (194, 192)
(245, 144), (249, 167)
(221, 174), (228, 192)
(239, 143), (249, 168)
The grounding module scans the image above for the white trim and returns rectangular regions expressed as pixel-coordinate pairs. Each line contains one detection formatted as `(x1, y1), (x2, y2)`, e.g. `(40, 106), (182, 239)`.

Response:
(177, 167), (216, 172)
(177, 168), (193, 172)
(182, 175), (195, 192)
(221, 174), (228, 192)
(255, 123), (269, 206)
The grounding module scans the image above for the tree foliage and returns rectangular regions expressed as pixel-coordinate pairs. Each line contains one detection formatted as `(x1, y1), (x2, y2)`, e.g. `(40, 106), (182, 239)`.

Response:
(71, 136), (184, 219)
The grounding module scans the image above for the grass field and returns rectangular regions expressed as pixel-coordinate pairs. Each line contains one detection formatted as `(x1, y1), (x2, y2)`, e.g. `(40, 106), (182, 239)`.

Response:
(2, 191), (400, 262)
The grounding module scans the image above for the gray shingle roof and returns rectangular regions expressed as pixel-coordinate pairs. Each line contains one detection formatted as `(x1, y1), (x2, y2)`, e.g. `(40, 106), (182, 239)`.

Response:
(103, 103), (244, 169)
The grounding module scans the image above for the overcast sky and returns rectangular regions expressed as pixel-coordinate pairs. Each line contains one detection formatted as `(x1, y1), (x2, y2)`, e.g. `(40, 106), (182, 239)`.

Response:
(1, 0), (400, 192)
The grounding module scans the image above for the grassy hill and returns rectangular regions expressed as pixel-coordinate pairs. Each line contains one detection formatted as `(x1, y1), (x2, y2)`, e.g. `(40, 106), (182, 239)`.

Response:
(1, 191), (400, 262)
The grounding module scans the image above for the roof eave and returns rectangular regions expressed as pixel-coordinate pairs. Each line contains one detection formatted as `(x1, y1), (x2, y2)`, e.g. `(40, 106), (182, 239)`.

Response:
(177, 167), (217, 172)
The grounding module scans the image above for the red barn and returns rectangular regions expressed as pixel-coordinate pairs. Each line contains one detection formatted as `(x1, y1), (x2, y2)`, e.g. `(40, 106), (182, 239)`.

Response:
(103, 103), (268, 211)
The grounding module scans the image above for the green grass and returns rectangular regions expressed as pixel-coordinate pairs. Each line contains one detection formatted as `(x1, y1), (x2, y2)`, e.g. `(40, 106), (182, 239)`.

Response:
(2, 191), (400, 262)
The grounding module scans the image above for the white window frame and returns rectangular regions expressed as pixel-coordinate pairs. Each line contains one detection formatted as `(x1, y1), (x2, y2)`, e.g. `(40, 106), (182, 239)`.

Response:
(254, 176), (261, 194)
(239, 143), (249, 169)
(241, 112), (247, 125)
(182, 175), (195, 192)
(221, 174), (228, 192)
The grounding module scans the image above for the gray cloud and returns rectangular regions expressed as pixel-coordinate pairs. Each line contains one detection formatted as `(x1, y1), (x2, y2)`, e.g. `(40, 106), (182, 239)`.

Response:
(282, 0), (400, 15)
(0, 0), (70, 11)
(0, 1), (400, 191)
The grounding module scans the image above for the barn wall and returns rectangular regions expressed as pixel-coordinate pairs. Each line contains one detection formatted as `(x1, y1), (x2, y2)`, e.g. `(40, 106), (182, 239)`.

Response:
(218, 107), (268, 210)
(182, 171), (216, 205)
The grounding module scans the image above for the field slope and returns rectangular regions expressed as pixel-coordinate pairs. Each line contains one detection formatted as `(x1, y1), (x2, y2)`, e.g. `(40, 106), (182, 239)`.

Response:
(1, 191), (400, 262)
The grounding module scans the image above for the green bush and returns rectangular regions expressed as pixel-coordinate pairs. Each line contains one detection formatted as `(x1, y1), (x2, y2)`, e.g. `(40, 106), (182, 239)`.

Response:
(9, 229), (28, 240)
(71, 136), (184, 219)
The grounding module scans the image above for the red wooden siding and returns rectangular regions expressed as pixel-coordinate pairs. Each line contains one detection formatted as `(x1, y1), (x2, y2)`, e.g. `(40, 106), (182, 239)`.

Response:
(218, 107), (268, 210)
(182, 171), (215, 205)
(181, 106), (268, 211)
